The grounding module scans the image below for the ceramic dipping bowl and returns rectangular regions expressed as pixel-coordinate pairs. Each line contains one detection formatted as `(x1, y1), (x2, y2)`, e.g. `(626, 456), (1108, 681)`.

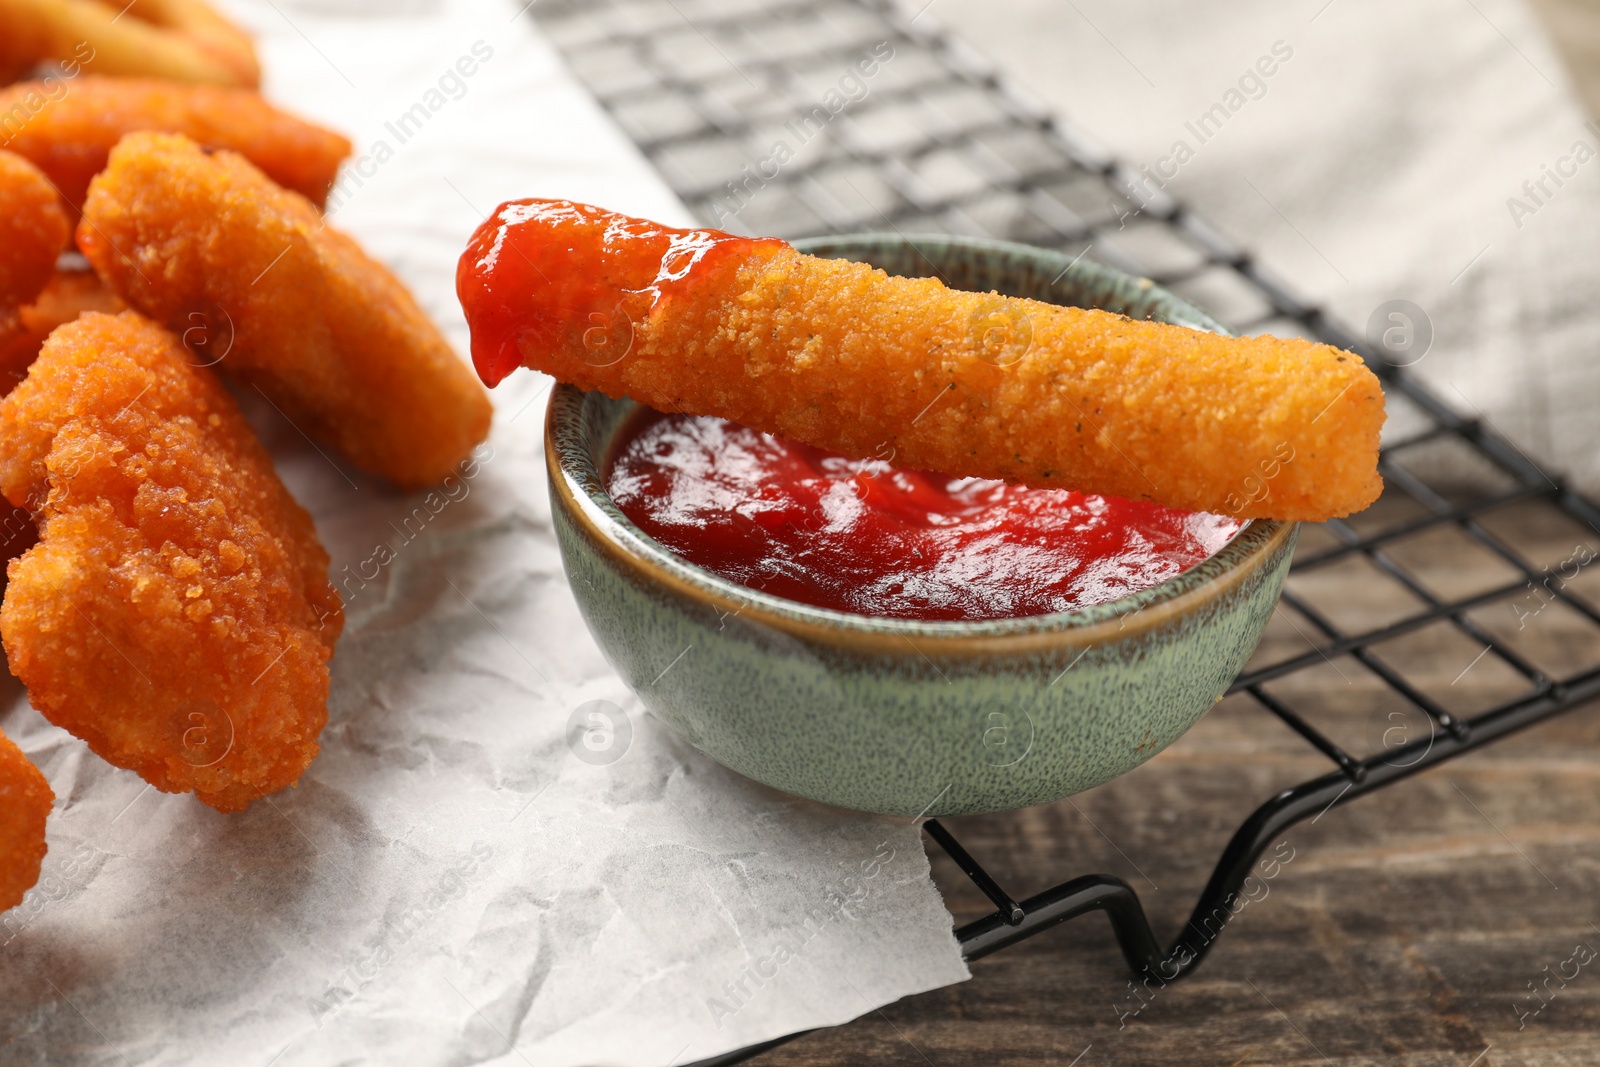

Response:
(546, 234), (1298, 817)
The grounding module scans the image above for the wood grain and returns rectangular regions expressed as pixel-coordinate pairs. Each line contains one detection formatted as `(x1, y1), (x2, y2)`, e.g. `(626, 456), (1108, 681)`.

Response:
(766, 495), (1600, 1066)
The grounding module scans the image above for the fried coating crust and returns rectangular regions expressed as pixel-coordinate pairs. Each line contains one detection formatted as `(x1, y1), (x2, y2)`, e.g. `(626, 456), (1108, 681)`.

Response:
(18, 267), (123, 337)
(0, 329), (43, 394)
(0, 0), (256, 87)
(80, 133), (492, 489)
(0, 151), (69, 391)
(0, 151), (67, 310)
(0, 78), (349, 211)
(714, 254), (1382, 520)
(0, 500), (37, 580)
(0, 268), (125, 389)
(459, 201), (1383, 521)
(0, 728), (52, 912)
(0, 311), (344, 812)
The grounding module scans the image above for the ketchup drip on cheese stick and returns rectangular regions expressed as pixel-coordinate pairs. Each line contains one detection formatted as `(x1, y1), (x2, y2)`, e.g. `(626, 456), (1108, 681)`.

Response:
(457, 199), (784, 388)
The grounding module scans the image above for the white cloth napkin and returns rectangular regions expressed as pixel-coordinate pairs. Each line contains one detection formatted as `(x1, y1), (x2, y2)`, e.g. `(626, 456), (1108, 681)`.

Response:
(0, 2), (969, 1064)
(940, 0), (1600, 487)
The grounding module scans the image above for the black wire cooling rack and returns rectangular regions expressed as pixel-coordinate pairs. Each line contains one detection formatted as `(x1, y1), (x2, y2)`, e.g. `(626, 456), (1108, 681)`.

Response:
(531, 0), (1600, 1060)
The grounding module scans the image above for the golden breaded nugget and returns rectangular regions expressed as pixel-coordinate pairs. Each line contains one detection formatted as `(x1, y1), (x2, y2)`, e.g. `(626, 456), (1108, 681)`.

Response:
(0, 311), (344, 813)
(0, 0), (255, 86)
(0, 727), (51, 912)
(0, 78), (349, 211)
(0, 324), (46, 392)
(458, 200), (1384, 521)
(0, 151), (66, 310)
(81, 133), (492, 489)
(0, 150), (69, 389)
(18, 267), (123, 337)
(0, 500), (37, 582)
(0, 269), (122, 393)
(0, 268), (125, 391)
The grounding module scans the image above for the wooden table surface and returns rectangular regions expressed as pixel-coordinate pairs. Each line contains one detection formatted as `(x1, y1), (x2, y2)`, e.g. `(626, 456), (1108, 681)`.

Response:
(768, 495), (1600, 1066)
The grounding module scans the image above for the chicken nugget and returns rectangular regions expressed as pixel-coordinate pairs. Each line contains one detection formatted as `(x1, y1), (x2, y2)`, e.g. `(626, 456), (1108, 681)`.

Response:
(80, 132), (492, 489)
(0, 78), (349, 211)
(0, 151), (67, 310)
(0, 150), (69, 388)
(0, 501), (37, 583)
(0, 267), (125, 389)
(458, 200), (1384, 521)
(0, 311), (344, 813)
(0, 327), (44, 393)
(18, 267), (123, 337)
(0, 727), (52, 912)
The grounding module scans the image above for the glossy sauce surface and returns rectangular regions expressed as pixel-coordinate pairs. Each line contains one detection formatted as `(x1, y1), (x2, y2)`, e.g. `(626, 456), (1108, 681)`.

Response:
(608, 410), (1242, 622)
(456, 198), (782, 386)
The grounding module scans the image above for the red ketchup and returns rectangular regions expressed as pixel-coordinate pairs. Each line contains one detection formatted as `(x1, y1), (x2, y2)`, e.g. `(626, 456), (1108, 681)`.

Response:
(456, 198), (783, 386)
(608, 410), (1243, 622)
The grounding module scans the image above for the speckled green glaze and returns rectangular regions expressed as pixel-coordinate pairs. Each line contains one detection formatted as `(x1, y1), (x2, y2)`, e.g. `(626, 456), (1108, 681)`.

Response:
(546, 234), (1299, 817)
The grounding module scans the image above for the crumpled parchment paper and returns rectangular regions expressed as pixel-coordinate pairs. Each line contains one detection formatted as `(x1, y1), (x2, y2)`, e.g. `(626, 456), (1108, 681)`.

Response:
(0, 1), (970, 1061)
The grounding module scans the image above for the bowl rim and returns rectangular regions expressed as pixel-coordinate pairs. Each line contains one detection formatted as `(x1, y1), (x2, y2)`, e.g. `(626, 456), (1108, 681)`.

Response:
(545, 233), (1296, 656)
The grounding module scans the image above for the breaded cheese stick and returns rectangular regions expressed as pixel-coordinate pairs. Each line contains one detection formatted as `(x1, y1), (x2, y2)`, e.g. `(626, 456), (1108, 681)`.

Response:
(0, 727), (51, 912)
(0, 311), (344, 813)
(80, 133), (492, 489)
(457, 199), (1384, 521)
(0, 78), (349, 211)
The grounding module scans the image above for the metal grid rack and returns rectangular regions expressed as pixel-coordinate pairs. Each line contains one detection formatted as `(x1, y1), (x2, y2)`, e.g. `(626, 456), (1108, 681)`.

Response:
(530, 0), (1600, 1060)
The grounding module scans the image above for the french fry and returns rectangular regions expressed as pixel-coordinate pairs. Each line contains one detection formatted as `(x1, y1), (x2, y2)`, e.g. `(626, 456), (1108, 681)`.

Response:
(0, 0), (256, 87)
(110, 0), (260, 86)
(0, 77), (351, 210)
